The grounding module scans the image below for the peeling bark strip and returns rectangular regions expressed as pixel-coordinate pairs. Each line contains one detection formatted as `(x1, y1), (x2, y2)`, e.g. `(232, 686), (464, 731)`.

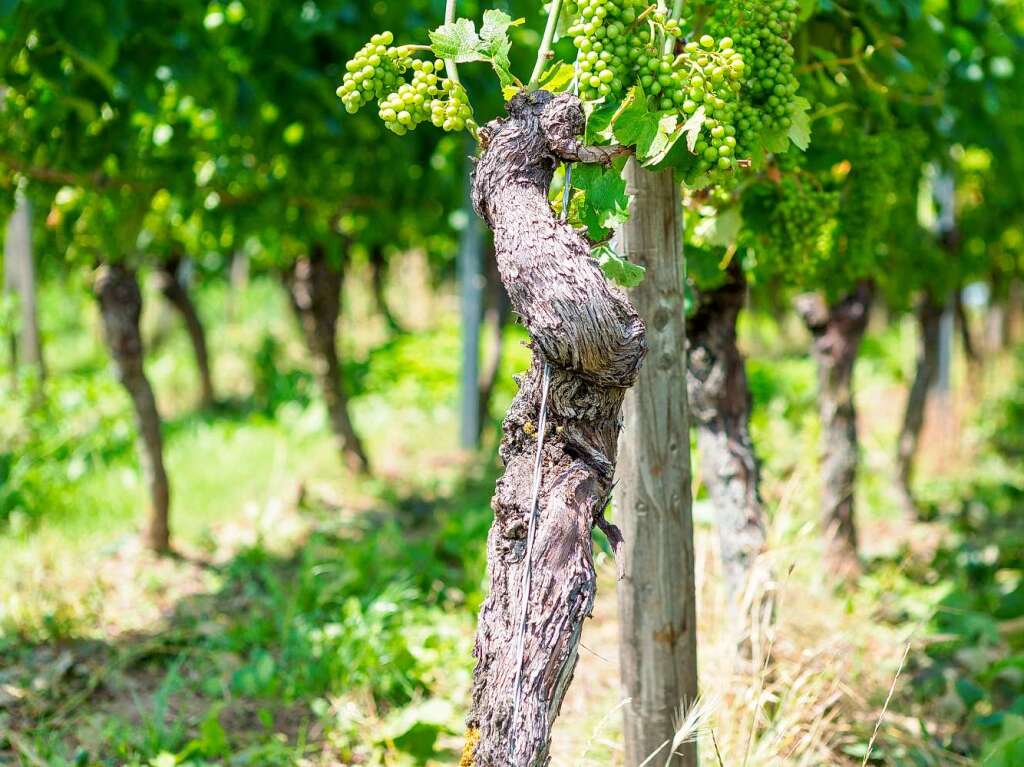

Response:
(896, 293), (942, 515)
(156, 255), (216, 408)
(95, 264), (171, 552)
(466, 91), (646, 767)
(796, 283), (873, 579)
(284, 245), (369, 475)
(616, 161), (698, 767)
(687, 263), (768, 604)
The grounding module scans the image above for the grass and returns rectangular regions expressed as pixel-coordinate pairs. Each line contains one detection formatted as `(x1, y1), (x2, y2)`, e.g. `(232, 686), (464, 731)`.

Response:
(1, 266), (1022, 765)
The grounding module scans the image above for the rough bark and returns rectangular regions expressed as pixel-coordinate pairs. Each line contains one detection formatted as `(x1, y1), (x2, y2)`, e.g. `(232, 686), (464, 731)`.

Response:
(477, 250), (512, 436)
(895, 293), (942, 516)
(369, 244), (403, 334)
(796, 282), (873, 580)
(156, 255), (215, 408)
(687, 262), (768, 606)
(4, 195), (45, 382)
(615, 161), (698, 767)
(464, 91), (644, 767)
(284, 244), (369, 475)
(95, 264), (171, 552)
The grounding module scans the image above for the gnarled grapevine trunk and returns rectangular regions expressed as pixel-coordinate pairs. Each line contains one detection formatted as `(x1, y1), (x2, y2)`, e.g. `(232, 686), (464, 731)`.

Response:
(687, 263), (768, 605)
(796, 282), (873, 579)
(156, 254), (216, 408)
(284, 244), (369, 475)
(465, 91), (644, 767)
(616, 161), (698, 767)
(95, 264), (171, 552)
(896, 293), (942, 516)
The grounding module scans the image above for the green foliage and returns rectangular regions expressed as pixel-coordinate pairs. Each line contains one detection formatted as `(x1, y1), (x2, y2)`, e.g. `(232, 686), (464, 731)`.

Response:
(856, 358), (1024, 761)
(738, 172), (839, 288)
(702, 0), (802, 164)
(0, 274), (510, 764)
(593, 243), (646, 287)
(430, 9), (519, 87)
(0, 366), (135, 529)
(569, 159), (630, 240)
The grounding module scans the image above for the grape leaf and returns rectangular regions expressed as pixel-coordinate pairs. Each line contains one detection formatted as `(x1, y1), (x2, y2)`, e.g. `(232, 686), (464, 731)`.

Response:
(694, 206), (742, 247)
(610, 87), (684, 164)
(645, 113), (682, 164)
(486, 36), (515, 86)
(610, 87), (659, 153)
(538, 61), (577, 93)
(479, 9), (517, 86)
(761, 128), (790, 155)
(585, 101), (616, 143)
(682, 105), (706, 152)
(572, 161), (631, 239)
(788, 96), (812, 151)
(429, 19), (484, 63)
(477, 9), (516, 42)
(593, 243), (646, 287)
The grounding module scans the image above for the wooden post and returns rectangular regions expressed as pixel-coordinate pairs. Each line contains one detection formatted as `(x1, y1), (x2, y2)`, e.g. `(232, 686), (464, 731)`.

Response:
(459, 151), (484, 450)
(616, 161), (699, 767)
(3, 193), (44, 381)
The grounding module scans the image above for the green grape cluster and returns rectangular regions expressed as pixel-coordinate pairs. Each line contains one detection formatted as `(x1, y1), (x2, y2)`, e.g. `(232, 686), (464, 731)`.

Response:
(743, 173), (839, 283)
(378, 59), (445, 134)
(339, 35), (473, 136)
(706, 0), (799, 153)
(836, 132), (903, 272)
(564, 0), (647, 102)
(337, 32), (409, 114)
(430, 80), (473, 133)
(564, 0), (746, 178)
(776, 177), (839, 256)
(674, 36), (746, 175)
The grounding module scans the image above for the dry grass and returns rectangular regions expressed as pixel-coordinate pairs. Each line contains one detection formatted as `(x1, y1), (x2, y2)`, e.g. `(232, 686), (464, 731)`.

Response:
(548, 361), (996, 767)
(550, 481), (956, 766)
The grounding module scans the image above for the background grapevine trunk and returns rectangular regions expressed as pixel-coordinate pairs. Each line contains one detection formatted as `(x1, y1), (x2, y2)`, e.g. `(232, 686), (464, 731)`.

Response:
(94, 263), (171, 552)
(687, 262), (769, 610)
(797, 283), (874, 579)
(896, 293), (943, 516)
(156, 254), (216, 409)
(284, 244), (369, 475)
